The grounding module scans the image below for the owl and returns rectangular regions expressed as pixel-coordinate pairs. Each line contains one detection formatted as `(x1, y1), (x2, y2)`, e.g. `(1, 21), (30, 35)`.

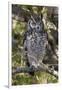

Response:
(24, 14), (48, 71)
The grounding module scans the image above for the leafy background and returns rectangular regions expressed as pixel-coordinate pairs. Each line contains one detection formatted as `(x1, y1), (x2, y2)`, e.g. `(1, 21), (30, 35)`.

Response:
(12, 5), (58, 85)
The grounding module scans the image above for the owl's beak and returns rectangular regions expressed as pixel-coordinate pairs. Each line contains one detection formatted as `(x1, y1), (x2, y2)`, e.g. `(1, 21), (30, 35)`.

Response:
(32, 31), (36, 38)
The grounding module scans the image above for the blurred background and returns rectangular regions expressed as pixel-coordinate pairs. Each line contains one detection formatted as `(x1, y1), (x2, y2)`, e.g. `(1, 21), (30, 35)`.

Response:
(12, 4), (58, 85)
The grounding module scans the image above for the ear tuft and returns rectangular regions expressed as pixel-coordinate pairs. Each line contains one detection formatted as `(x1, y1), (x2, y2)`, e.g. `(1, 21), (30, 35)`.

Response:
(39, 14), (43, 20)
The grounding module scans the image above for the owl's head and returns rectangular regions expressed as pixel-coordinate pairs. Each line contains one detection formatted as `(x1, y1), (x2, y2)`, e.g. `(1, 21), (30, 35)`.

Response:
(27, 14), (44, 32)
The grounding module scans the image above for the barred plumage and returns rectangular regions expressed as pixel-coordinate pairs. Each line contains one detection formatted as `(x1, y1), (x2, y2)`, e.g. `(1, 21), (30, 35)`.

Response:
(24, 15), (48, 70)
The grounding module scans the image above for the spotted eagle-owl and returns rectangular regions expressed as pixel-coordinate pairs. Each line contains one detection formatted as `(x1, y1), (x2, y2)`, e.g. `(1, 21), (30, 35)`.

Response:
(24, 14), (48, 70)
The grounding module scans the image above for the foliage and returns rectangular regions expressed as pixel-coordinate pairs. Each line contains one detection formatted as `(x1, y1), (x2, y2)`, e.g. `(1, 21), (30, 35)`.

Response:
(12, 5), (58, 85)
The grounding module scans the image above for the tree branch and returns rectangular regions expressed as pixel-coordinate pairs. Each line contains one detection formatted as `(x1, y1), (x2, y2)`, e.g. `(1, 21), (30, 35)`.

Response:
(12, 63), (58, 79)
(12, 5), (31, 22)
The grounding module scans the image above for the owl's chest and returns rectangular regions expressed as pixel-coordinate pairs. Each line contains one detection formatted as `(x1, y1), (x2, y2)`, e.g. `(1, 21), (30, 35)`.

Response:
(26, 33), (47, 53)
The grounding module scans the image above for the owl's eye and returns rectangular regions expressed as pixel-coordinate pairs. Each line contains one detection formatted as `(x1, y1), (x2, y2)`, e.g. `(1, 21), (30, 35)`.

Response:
(37, 26), (39, 29)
